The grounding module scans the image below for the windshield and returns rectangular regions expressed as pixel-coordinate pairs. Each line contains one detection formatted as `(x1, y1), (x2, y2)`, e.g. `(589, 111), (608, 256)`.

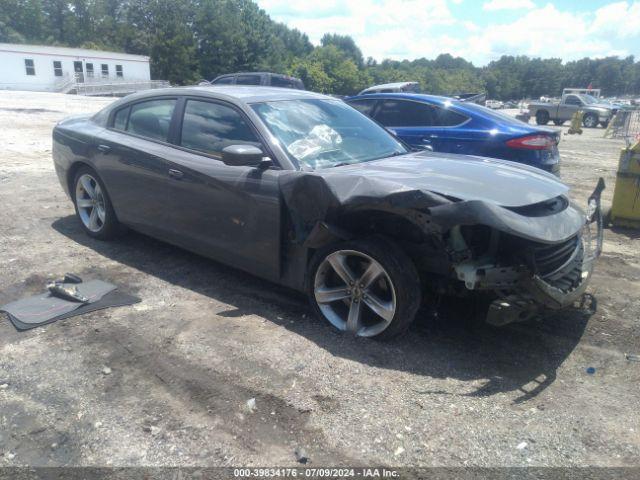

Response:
(252, 99), (407, 169)
(579, 94), (599, 104)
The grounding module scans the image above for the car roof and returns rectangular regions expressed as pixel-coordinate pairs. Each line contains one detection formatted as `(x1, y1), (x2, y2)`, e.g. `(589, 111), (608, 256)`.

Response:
(361, 81), (419, 91)
(347, 92), (454, 105)
(108, 85), (329, 106)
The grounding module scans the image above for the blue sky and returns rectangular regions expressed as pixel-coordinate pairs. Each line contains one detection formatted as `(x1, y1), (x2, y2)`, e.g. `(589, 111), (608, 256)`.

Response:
(255, 0), (640, 65)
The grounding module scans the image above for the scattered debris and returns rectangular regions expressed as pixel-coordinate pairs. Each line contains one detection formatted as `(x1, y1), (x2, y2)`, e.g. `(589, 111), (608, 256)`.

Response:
(245, 398), (257, 413)
(5, 452), (15, 460)
(586, 367), (596, 374)
(394, 446), (405, 456)
(101, 366), (112, 375)
(0, 383), (8, 390)
(625, 354), (640, 362)
(294, 447), (309, 464)
(51, 443), (58, 450)
(94, 421), (103, 429)
(516, 442), (528, 450)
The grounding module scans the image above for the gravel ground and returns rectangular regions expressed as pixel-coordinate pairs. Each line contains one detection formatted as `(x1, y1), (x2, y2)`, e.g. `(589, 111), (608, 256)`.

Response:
(0, 92), (639, 468)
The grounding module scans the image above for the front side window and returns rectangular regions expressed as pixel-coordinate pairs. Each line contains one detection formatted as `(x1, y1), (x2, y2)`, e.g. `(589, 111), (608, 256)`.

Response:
(86, 63), (94, 77)
(116, 65), (123, 77)
(126, 99), (176, 142)
(236, 74), (262, 86)
(101, 64), (109, 77)
(252, 99), (407, 169)
(180, 100), (261, 156)
(53, 61), (62, 77)
(25, 59), (35, 76)
(565, 95), (581, 106)
(375, 100), (436, 127)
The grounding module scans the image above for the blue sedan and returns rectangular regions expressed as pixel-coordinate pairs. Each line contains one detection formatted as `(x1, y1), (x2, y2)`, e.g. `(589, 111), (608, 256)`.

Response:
(345, 93), (561, 174)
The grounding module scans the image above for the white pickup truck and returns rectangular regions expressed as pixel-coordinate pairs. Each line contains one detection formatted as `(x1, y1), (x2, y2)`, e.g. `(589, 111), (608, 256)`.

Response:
(528, 93), (617, 128)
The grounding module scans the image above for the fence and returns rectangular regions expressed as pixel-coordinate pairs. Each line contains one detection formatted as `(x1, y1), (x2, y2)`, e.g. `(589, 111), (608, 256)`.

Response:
(53, 72), (170, 96)
(604, 109), (640, 145)
(75, 80), (170, 96)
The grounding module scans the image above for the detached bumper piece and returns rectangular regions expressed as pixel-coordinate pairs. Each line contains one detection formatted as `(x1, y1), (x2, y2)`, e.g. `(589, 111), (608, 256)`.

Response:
(485, 179), (605, 326)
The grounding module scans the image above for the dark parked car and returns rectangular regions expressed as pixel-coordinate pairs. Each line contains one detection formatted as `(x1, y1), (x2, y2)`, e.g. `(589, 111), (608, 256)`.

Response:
(210, 72), (305, 90)
(53, 87), (603, 339)
(346, 93), (561, 174)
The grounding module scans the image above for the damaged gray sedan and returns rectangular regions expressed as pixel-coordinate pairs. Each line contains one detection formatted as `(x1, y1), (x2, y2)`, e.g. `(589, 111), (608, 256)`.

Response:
(52, 87), (604, 339)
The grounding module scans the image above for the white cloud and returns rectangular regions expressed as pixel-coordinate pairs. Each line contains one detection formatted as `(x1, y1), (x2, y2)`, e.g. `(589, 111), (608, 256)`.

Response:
(590, 1), (640, 38)
(482, 0), (535, 11)
(257, 0), (640, 65)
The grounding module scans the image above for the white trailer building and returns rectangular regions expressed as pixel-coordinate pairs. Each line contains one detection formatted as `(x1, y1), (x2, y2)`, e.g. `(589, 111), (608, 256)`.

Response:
(0, 43), (151, 93)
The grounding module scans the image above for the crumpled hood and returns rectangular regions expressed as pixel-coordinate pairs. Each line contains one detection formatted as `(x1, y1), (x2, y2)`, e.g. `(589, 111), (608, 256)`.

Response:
(329, 151), (568, 208)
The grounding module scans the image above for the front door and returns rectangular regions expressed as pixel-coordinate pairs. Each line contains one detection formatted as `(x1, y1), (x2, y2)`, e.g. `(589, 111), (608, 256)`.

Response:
(73, 61), (84, 83)
(163, 98), (282, 281)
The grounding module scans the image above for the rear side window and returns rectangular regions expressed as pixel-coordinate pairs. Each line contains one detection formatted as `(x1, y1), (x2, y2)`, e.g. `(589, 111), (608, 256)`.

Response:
(113, 106), (130, 130)
(236, 74), (262, 85)
(126, 99), (176, 142)
(375, 100), (436, 127)
(435, 108), (468, 126)
(180, 100), (261, 157)
(347, 99), (377, 117)
(212, 76), (234, 85)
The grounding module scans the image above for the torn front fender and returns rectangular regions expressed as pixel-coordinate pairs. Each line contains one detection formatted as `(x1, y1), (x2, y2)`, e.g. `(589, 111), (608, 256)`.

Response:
(279, 171), (453, 243)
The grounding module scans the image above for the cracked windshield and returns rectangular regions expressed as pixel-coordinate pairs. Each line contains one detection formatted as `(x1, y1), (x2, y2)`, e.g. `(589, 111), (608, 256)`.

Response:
(252, 99), (407, 169)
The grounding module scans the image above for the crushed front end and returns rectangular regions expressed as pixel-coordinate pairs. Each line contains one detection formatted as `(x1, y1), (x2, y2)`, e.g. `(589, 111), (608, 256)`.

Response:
(450, 179), (605, 326)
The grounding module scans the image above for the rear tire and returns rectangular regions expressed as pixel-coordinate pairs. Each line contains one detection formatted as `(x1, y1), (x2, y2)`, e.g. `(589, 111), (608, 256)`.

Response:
(535, 111), (550, 125)
(583, 113), (599, 128)
(72, 165), (121, 240)
(307, 237), (421, 340)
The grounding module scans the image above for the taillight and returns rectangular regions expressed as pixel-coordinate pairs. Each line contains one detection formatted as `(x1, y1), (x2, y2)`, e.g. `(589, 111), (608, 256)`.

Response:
(506, 135), (555, 150)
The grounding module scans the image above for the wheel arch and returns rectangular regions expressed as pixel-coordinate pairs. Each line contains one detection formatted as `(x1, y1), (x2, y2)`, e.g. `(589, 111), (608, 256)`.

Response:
(301, 208), (441, 274)
(66, 161), (95, 198)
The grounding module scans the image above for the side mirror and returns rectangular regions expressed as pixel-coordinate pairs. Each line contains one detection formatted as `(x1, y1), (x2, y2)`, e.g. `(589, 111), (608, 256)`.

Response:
(221, 145), (264, 167)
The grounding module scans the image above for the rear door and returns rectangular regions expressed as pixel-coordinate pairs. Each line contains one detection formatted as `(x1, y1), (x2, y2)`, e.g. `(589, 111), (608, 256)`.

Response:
(372, 99), (471, 153)
(97, 97), (178, 235)
(162, 97), (283, 281)
(372, 99), (441, 150)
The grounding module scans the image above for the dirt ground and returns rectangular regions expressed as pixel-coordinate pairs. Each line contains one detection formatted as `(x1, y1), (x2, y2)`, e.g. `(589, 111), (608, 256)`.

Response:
(0, 92), (639, 468)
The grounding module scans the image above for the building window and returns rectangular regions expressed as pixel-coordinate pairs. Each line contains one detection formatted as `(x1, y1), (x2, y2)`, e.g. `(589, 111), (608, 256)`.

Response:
(53, 61), (62, 77)
(115, 65), (123, 78)
(86, 63), (94, 78)
(25, 59), (35, 76)
(101, 64), (109, 77)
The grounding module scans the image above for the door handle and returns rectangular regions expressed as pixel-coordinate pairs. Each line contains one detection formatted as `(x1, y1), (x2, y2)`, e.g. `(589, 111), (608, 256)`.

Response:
(97, 144), (111, 153)
(168, 168), (184, 180)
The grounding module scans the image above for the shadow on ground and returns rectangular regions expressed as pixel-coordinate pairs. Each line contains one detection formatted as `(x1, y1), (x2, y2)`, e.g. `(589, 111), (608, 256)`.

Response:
(52, 215), (594, 404)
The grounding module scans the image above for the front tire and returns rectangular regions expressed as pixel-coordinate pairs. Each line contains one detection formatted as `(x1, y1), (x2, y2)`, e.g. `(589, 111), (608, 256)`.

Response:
(72, 166), (121, 240)
(307, 237), (421, 340)
(583, 113), (599, 128)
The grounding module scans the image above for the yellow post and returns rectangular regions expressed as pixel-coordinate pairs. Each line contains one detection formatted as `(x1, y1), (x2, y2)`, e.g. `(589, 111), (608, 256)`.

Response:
(610, 140), (640, 229)
(568, 111), (583, 135)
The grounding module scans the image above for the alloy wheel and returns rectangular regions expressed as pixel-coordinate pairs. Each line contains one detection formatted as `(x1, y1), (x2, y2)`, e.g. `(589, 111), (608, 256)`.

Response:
(314, 250), (397, 337)
(75, 173), (106, 233)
